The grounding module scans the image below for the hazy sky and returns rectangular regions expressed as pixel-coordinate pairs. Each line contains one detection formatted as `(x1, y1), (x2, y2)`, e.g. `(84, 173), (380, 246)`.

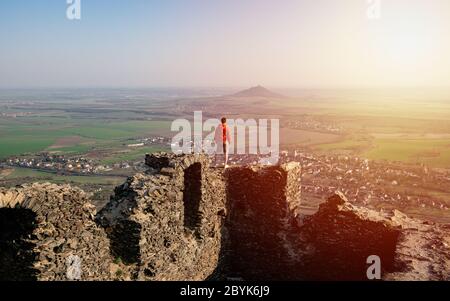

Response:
(1, 0), (450, 88)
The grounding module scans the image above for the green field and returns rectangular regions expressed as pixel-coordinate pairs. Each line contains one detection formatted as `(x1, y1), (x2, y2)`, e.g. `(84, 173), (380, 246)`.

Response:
(0, 136), (57, 158)
(50, 144), (94, 155)
(316, 136), (450, 168)
(0, 117), (172, 159)
(4, 168), (125, 185)
(308, 96), (450, 168)
(100, 146), (170, 165)
(363, 138), (450, 167)
(2, 89), (450, 171)
(315, 136), (371, 152)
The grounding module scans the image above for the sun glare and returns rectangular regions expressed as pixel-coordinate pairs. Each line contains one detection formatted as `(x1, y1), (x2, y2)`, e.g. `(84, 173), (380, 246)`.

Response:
(366, 5), (442, 84)
(381, 30), (433, 67)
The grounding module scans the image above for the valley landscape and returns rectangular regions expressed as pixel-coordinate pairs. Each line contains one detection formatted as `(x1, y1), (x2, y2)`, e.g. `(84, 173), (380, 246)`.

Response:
(1, 0), (450, 285)
(1, 86), (450, 224)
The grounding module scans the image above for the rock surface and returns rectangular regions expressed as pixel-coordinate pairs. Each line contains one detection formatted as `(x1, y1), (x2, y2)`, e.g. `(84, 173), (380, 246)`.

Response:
(220, 163), (303, 280)
(97, 153), (227, 281)
(0, 153), (448, 281)
(221, 182), (450, 281)
(296, 192), (450, 280)
(0, 183), (112, 281)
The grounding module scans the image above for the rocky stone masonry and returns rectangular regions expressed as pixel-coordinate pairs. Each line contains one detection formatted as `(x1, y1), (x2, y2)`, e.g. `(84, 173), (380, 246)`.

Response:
(222, 174), (450, 281)
(221, 163), (303, 280)
(295, 192), (450, 281)
(96, 153), (227, 281)
(0, 183), (112, 281)
(0, 153), (449, 281)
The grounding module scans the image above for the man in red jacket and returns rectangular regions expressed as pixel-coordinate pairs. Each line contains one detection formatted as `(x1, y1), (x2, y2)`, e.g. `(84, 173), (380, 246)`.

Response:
(215, 117), (232, 168)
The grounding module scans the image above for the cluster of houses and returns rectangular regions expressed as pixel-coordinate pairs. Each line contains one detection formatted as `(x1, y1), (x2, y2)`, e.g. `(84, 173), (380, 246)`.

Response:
(288, 151), (450, 213)
(226, 150), (450, 215)
(284, 117), (343, 134)
(5, 154), (112, 174)
(0, 111), (33, 118)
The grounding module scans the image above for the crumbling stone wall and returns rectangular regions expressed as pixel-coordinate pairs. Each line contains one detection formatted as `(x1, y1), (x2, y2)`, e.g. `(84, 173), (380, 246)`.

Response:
(219, 164), (449, 281)
(97, 153), (227, 281)
(222, 163), (303, 280)
(0, 153), (448, 281)
(296, 193), (402, 280)
(0, 183), (112, 281)
(295, 192), (450, 281)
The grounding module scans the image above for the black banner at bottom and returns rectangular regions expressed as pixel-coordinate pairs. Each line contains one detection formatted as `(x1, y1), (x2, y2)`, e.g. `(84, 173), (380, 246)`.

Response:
(0, 281), (447, 300)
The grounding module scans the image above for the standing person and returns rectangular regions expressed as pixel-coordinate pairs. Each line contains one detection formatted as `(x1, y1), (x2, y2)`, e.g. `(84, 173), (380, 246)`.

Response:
(215, 117), (231, 168)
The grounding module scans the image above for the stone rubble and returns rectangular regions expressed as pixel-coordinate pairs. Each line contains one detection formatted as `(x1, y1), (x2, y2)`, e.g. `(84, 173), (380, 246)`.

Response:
(0, 183), (112, 281)
(294, 192), (401, 280)
(221, 163), (303, 280)
(296, 192), (450, 280)
(96, 153), (227, 280)
(0, 153), (448, 281)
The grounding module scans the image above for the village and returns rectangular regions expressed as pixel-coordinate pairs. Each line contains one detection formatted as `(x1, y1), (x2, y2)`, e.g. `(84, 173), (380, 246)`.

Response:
(0, 135), (171, 175)
(1, 138), (449, 223)
(226, 150), (450, 221)
(3, 153), (116, 175)
(283, 117), (343, 134)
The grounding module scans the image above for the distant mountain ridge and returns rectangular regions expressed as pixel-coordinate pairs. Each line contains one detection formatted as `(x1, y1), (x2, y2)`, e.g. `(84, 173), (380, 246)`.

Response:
(232, 85), (287, 98)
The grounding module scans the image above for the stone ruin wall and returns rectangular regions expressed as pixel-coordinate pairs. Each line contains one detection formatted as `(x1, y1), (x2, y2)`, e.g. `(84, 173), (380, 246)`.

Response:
(297, 193), (450, 281)
(221, 163), (304, 280)
(0, 153), (449, 281)
(0, 183), (112, 281)
(221, 164), (449, 281)
(96, 153), (227, 281)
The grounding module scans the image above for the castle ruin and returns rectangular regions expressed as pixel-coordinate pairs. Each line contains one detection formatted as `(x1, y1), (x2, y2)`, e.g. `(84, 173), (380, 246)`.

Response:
(0, 153), (449, 281)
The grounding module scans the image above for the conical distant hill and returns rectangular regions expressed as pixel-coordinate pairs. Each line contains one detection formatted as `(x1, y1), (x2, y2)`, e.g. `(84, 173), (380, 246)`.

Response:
(232, 85), (287, 98)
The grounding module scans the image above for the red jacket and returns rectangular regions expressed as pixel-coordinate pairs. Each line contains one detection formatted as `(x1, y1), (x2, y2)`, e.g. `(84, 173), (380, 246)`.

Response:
(215, 123), (231, 144)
